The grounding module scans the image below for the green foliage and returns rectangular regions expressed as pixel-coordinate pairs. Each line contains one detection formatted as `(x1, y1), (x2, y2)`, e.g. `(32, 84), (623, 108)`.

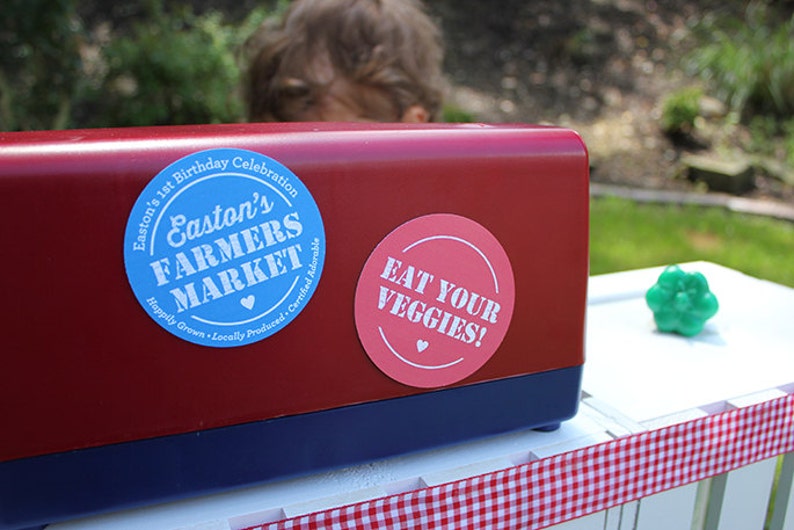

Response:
(747, 115), (794, 168)
(83, 2), (268, 127)
(442, 104), (476, 123)
(0, 0), (275, 131)
(661, 87), (702, 135)
(0, 0), (86, 130)
(687, 1), (794, 119)
(590, 196), (794, 287)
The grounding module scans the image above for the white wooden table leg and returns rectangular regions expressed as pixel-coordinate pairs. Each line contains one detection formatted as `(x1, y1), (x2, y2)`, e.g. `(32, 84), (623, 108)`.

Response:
(703, 457), (779, 530)
(769, 453), (794, 530)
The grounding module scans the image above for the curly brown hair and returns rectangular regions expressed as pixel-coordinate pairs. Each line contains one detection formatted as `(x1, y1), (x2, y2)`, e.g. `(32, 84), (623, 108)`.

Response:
(243, 0), (445, 122)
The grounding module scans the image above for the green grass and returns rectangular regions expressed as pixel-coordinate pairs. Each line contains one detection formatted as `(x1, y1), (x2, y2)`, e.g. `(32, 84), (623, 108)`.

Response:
(590, 196), (794, 287)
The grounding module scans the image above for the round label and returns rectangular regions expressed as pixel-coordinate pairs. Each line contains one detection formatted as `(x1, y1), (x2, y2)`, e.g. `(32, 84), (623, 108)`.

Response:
(124, 148), (325, 348)
(354, 214), (515, 388)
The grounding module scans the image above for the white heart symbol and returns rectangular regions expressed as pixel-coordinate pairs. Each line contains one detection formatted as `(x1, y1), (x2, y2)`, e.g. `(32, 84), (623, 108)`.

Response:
(240, 295), (255, 310)
(416, 340), (429, 353)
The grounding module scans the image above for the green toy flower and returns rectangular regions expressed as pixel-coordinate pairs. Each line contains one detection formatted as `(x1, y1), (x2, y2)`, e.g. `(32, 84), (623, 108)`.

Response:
(645, 265), (719, 337)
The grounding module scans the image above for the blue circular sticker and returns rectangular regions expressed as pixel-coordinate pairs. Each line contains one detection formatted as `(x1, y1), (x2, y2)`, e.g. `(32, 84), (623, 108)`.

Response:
(124, 148), (325, 348)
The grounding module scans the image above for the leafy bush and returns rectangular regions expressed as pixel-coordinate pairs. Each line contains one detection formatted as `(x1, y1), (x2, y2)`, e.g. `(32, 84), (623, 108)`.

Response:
(442, 104), (476, 123)
(660, 87), (702, 136)
(0, 0), (86, 130)
(1, 0), (274, 131)
(687, 1), (794, 119)
(82, 2), (268, 127)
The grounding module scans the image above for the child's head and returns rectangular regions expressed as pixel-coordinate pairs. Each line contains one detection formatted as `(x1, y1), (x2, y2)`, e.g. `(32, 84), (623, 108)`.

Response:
(243, 0), (445, 123)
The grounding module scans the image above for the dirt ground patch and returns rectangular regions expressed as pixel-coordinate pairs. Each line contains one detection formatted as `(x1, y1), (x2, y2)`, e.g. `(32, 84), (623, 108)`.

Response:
(428, 0), (794, 205)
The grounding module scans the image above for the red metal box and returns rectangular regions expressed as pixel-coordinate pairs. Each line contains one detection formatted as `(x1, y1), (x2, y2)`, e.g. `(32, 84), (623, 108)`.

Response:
(0, 123), (588, 529)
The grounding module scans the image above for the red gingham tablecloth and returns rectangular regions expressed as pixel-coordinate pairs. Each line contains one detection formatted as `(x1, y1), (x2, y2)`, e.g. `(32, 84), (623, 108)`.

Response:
(245, 394), (794, 530)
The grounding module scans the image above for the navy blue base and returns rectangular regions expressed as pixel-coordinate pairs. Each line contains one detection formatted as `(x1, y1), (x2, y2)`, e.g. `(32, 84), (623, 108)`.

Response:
(0, 365), (581, 530)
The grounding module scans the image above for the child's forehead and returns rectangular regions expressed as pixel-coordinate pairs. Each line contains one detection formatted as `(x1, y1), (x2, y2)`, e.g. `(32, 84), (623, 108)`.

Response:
(307, 78), (399, 122)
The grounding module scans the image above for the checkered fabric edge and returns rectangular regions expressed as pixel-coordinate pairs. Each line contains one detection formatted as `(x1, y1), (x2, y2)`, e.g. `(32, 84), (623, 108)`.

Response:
(244, 394), (793, 530)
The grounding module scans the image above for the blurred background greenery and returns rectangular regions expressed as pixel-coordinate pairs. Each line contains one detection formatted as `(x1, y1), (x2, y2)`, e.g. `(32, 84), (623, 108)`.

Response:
(2, 0), (792, 136)
(0, 0), (279, 130)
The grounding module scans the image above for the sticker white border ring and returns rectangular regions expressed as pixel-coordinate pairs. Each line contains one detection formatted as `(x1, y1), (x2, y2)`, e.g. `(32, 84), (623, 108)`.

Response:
(124, 147), (326, 348)
(354, 213), (515, 388)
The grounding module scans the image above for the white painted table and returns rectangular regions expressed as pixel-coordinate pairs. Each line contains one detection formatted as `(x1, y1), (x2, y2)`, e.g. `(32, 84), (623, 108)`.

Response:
(581, 262), (794, 530)
(50, 262), (794, 530)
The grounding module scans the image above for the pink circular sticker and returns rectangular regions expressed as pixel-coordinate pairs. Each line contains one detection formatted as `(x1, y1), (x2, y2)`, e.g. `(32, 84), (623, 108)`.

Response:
(354, 214), (515, 388)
